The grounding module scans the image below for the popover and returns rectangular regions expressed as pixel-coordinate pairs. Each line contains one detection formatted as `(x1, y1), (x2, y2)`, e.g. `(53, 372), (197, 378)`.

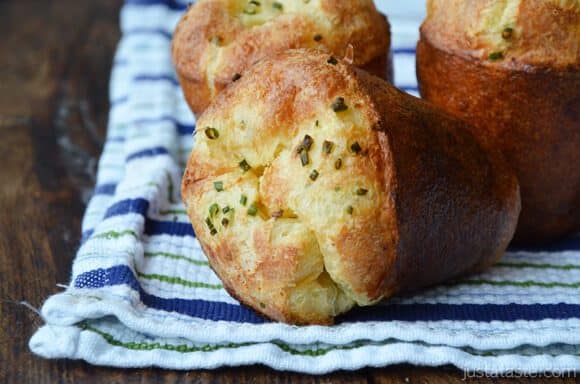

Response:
(181, 49), (521, 324)
(417, 0), (580, 245)
(172, 0), (392, 116)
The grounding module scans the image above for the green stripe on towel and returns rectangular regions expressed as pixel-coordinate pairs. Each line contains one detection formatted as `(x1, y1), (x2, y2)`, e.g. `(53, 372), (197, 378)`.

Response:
(136, 271), (223, 289)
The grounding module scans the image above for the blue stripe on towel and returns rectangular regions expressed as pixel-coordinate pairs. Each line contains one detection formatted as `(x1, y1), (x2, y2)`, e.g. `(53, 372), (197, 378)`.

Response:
(74, 265), (265, 323)
(134, 74), (180, 86)
(145, 219), (195, 237)
(126, 146), (169, 162)
(133, 116), (195, 135)
(74, 265), (580, 323)
(125, 0), (189, 11)
(104, 198), (150, 219)
(392, 47), (416, 55)
(94, 183), (118, 196)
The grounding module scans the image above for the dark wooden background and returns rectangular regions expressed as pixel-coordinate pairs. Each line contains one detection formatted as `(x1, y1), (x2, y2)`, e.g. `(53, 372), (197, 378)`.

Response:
(0, 1), (574, 382)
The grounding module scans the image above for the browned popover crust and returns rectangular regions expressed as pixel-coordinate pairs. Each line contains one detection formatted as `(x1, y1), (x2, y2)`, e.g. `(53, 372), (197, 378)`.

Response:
(417, 0), (580, 245)
(181, 49), (520, 325)
(172, 0), (392, 116)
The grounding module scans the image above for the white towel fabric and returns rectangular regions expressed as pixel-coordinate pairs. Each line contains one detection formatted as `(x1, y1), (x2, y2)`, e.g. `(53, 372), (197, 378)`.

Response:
(30, 0), (580, 374)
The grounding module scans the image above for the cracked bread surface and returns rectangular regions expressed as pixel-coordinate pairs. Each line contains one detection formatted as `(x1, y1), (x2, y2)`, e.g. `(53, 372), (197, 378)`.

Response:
(182, 50), (521, 324)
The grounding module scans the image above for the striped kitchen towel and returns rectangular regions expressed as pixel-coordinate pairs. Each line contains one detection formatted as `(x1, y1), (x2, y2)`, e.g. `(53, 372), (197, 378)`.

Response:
(29, 0), (580, 374)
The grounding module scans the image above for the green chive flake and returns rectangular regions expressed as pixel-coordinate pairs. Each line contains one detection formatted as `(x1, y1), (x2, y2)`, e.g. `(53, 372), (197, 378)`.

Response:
(240, 194), (247, 206)
(221, 218), (229, 227)
(322, 140), (334, 154)
(309, 169), (319, 181)
(334, 158), (342, 169)
(298, 134), (313, 152)
(327, 56), (338, 65)
(222, 206), (230, 214)
(206, 217), (218, 235)
(331, 97), (348, 112)
(488, 51), (504, 61)
(300, 151), (309, 167)
(350, 142), (362, 154)
(205, 127), (219, 140)
(247, 204), (258, 216)
(346, 205), (354, 215)
(273, 2), (283, 10)
(356, 188), (368, 196)
(502, 27), (513, 39)
(239, 159), (251, 172)
(209, 203), (219, 217)
(214, 181), (224, 192)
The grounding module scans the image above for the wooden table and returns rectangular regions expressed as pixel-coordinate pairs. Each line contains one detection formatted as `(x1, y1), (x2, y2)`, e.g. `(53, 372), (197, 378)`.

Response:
(0, 1), (572, 382)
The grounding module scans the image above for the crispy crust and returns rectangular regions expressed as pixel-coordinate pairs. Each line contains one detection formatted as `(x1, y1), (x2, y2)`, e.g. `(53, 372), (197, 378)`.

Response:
(172, 0), (392, 116)
(417, 32), (580, 245)
(181, 49), (520, 324)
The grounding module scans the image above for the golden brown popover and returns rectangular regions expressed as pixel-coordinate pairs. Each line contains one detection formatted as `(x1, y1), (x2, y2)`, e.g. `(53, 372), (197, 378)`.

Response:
(417, 0), (580, 245)
(181, 49), (521, 324)
(171, 0), (392, 116)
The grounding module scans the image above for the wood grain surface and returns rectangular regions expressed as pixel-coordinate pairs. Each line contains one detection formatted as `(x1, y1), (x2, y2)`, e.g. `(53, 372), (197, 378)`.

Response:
(0, 1), (574, 383)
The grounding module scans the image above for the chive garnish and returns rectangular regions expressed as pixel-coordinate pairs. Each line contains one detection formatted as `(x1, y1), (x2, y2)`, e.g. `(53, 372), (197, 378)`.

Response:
(240, 194), (247, 206)
(243, 1), (260, 14)
(239, 159), (251, 172)
(209, 203), (219, 217)
(309, 169), (319, 181)
(232, 73), (241, 82)
(313, 34), (322, 42)
(222, 206), (230, 214)
(334, 187), (340, 192)
(221, 218), (229, 227)
(334, 158), (342, 169)
(327, 56), (338, 65)
(298, 134), (313, 152)
(300, 151), (309, 166)
(350, 142), (362, 154)
(243, 3), (258, 14)
(488, 51), (504, 61)
(259, 301), (266, 308)
(247, 204), (258, 216)
(331, 97), (348, 112)
(356, 188), (368, 196)
(205, 127), (219, 139)
(501, 27), (513, 39)
(322, 140), (334, 154)
(206, 217), (218, 235)
(315, 120), (319, 127)
(346, 205), (354, 215)
(214, 181), (224, 191)
(273, 2), (283, 10)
